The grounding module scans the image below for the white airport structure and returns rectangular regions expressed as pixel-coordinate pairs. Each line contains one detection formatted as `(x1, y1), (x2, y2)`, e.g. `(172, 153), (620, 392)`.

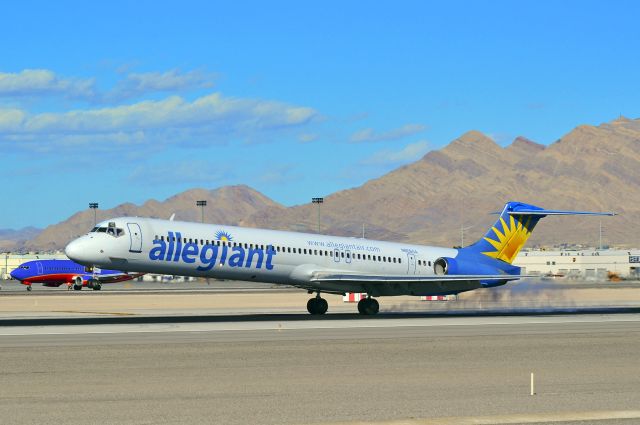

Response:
(514, 249), (640, 279)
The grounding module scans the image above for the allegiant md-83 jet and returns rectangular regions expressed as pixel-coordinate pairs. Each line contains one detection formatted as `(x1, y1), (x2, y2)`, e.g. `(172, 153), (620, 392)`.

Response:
(65, 201), (614, 315)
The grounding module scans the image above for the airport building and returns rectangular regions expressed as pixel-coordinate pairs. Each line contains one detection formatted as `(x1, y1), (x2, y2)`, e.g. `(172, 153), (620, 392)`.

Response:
(514, 249), (640, 279)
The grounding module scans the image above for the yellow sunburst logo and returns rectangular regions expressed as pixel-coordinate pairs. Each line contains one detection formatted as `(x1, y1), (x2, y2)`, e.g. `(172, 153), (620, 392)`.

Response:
(215, 231), (233, 242)
(482, 215), (533, 264)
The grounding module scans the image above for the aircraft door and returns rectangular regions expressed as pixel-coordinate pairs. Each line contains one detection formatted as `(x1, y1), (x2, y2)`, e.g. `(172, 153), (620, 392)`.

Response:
(36, 262), (43, 275)
(333, 248), (340, 263)
(407, 254), (416, 274)
(345, 250), (352, 264)
(127, 222), (143, 253)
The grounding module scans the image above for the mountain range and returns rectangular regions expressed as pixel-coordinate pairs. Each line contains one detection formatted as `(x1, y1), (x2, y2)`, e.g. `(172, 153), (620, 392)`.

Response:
(7, 116), (640, 252)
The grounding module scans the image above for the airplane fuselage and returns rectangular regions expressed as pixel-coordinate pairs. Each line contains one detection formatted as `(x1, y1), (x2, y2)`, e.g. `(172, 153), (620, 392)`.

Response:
(65, 217), (478, 296)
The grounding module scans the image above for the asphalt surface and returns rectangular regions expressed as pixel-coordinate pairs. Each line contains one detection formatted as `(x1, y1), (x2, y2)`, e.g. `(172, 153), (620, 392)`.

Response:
(1, 314), (639, 425)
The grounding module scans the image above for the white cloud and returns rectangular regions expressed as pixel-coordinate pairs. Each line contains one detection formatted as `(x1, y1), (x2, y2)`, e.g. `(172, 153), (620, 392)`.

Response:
(107, 69), (215, 101)
(0, 69), (96, 99)
(0, 92), (317, 142)
(0, 68), (215, 102)
(361, 140), (430, 165)
(350, 123), (426, 143)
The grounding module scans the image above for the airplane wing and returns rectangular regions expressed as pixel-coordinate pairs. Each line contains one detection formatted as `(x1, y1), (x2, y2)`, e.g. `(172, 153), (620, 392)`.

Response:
(93, 272), (144, 284)
(311, 272), (521, 284)
(305, 270), (526, 297)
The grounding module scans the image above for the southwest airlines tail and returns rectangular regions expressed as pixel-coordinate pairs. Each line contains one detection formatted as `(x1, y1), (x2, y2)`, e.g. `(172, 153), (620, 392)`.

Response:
(462, 201), (616, 264)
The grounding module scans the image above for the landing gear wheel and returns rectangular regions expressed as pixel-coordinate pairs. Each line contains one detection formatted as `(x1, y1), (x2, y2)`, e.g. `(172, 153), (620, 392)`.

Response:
(26, 285), (32, 292)
(92, 283), (102, 291)
(357, 297), (379, 315)
(306, 297), (328, 315)
(73, 284), (82, 291)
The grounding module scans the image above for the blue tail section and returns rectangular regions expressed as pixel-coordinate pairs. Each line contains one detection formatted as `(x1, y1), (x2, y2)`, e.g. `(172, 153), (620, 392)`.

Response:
(465, 202), (543, 264)
(456, 202), (615, 282)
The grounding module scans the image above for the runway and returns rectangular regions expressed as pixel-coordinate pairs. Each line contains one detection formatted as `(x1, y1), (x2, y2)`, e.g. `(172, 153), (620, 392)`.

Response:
(1, 312), (639, 424)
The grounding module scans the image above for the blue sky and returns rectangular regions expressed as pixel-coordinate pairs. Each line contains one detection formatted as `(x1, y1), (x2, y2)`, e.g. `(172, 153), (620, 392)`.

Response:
(1, 0), (639, 229)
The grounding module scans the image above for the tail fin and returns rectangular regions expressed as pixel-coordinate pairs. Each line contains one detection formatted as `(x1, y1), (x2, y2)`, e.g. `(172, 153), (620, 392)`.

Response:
(464, 202), (615, 264)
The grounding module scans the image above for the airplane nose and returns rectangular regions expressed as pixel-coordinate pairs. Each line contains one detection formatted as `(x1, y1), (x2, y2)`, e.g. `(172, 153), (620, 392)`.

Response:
(65, 238), (87, 263)
(9, 269), (21, 280)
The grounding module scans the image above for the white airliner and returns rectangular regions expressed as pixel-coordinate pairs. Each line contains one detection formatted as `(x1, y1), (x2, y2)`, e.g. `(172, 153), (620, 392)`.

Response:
(65, 201), (614, 315)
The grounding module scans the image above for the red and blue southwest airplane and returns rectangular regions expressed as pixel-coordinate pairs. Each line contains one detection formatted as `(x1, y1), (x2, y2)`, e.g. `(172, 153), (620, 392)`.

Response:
(10, 259), (143, 291)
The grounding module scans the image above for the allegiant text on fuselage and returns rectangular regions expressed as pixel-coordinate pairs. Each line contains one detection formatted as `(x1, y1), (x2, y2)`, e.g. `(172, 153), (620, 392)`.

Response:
(149, 232), (276, 272)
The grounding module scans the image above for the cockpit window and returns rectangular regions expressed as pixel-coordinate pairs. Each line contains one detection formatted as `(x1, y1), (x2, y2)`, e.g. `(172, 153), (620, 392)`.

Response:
(92, 226), (125, 237)
(20, 265), (30, 270)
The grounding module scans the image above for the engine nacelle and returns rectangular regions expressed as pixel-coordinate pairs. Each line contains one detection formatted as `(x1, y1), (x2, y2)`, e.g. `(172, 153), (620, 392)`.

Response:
(72, 275), (84, 288)
(433, 257), (504, 276)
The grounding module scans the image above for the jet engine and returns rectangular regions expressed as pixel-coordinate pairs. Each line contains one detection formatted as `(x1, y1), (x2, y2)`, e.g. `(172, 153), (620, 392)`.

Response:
(433, 257), (504, 276)
(72, 275), (84, 291)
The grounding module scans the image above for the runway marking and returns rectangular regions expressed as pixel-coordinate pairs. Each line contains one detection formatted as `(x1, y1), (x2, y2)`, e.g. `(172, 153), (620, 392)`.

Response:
(0, 314), (638, 336)
(327, 410), (640, 424)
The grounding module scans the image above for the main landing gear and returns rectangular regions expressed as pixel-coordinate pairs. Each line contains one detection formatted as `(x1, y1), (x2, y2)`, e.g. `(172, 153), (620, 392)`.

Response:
(357, 297), (379, 315)
(26, 285), (32, 292)
(307, 294), (328, 315)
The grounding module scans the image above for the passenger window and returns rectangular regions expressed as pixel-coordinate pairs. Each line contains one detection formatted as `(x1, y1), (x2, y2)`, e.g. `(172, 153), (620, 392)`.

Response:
(428, 261), (431, 266)
(341, 252), (345, 258)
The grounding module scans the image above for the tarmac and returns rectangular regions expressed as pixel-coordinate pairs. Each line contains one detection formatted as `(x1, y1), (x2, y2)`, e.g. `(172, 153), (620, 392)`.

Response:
(1, 279), (639, 424)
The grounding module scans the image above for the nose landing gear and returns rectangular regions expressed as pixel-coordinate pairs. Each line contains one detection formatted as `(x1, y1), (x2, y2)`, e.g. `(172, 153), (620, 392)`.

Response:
(357, 297), (379, 315)
(306, 294), (328, 315)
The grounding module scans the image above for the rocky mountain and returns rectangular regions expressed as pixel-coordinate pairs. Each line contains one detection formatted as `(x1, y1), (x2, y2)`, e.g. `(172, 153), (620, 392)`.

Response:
(242, 117), (639, 248)
(0, 227), (42, 251)
(12, 116), (640, 251)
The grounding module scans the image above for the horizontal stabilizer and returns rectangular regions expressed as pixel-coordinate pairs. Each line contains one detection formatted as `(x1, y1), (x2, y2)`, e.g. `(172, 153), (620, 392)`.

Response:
(508, 209), (616, 216)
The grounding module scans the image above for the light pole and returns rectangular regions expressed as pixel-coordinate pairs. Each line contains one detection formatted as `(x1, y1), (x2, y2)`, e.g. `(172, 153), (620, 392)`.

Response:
(196, 200), (207, 223)
(89, 203), (99, 226)
(312, 197), (323, 233)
